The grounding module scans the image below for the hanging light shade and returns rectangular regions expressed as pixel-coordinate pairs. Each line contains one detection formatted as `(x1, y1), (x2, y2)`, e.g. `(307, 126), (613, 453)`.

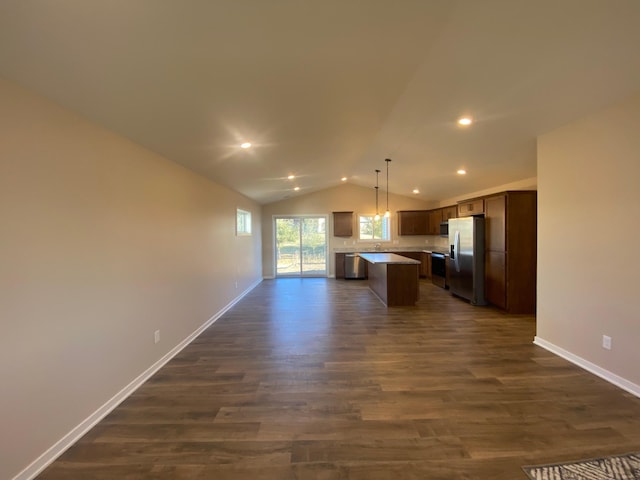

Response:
(384, 158), (391, 218)
(374, 169), (381, 221)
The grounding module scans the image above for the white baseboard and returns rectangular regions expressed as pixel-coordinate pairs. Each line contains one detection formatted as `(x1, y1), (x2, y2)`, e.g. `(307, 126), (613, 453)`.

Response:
(13, 278), (263, 480)
(533, 336), (640, 398)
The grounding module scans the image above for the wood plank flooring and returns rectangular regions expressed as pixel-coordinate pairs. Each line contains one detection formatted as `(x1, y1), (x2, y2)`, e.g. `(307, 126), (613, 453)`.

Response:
(37, 279), (640, 479)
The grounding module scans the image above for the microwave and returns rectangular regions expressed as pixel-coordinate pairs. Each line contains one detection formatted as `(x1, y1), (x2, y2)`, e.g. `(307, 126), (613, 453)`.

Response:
(439, 221), (449, 237)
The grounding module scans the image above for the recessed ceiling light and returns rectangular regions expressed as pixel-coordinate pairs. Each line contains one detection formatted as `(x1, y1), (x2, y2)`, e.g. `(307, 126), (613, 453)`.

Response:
(412, 189), (420, 194)
(457, 117), (472, 126)
(240, 142), (252, 149)
(287, 175), (295, 180)
(341, 177), (348, 182)
(294, 186), (300, 191)
(457, 169), (467, 175)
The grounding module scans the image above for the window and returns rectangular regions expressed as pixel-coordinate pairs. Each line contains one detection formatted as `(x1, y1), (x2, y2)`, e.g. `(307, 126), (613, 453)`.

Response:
(236, 209), (252, 236)
(358, 214), (390, 241)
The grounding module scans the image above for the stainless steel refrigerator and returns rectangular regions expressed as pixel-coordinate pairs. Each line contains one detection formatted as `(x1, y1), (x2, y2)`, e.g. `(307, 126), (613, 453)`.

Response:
(448, 216), (487, 306)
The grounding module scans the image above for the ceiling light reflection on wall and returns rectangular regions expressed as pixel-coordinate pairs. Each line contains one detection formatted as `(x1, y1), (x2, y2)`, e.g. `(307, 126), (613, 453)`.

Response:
(294, 186), (300, 191)
(457, 169), (467, 175)
(240, 142), (252, 149)
(341, 177), (347, 182)
(457, 117), (472, 126)
(412, 189), (420, 194)
(287, 175), (295, 180)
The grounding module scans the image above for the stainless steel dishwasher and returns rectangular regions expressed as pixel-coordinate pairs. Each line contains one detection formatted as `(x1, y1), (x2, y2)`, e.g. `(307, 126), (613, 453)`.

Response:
(344, 253), (366, 279)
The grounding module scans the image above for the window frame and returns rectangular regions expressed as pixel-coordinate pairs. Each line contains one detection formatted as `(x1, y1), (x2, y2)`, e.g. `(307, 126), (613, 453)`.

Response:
(358, 214), (391, 242)
(236, 208), (252, 236)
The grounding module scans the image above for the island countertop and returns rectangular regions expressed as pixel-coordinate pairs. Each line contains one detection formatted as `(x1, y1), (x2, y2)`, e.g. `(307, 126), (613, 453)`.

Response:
(358, 252), (421, 265)
(334, 247), (449, 256)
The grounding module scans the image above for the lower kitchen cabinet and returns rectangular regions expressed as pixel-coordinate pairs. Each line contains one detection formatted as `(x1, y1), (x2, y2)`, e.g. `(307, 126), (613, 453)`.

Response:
(445, 256), (450, 288)
(485, 250), (506, 309)
(335, 253), (345, 279)
(421, 252), (431, 279)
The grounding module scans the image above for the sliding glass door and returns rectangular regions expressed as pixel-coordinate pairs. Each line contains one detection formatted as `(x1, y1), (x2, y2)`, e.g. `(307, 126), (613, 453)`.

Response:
(275, 216), (327, 277)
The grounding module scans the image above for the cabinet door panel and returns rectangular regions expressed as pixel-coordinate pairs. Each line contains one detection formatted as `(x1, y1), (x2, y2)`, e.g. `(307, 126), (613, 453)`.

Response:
(333, 212), (353, 237)
(335, 253), (345, 279)
(421, 252), (431, 278)
(442, 206), (457, 220)
(398, 211), (428, 235)
(428, 210), (443, 235)
(457, 199), (484, 217)
(484, 195), (506, 251)
(486, 251), (506, 309)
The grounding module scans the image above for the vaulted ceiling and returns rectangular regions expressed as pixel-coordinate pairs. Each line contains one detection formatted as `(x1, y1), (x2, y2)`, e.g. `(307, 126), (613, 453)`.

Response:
(2, 0), (640, 204)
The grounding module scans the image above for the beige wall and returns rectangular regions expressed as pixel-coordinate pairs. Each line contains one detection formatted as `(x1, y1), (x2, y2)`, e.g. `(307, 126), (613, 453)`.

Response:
(261, 183), (438, 277)
(0, 78), (262, 480)
(537, 91), (640, 389)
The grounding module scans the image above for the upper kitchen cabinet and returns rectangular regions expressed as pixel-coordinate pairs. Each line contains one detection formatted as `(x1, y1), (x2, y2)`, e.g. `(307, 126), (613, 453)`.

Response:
(484, 191), (537, 314)
(458, 198), (484, 217)
(428, 209), (443, 235)
(428, 206), (457, 235)
(441, 206), (457, 221)
(332, 211), (353, 237)
(397, 210), (429, 235)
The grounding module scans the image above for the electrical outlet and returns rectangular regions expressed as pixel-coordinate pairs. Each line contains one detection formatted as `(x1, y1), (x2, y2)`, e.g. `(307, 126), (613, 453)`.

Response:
(154, 330), (160, 344)
(602, 335), (612, 350)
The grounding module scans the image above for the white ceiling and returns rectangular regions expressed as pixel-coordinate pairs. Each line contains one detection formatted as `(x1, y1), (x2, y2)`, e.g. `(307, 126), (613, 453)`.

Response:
(2, 0), (640, 204)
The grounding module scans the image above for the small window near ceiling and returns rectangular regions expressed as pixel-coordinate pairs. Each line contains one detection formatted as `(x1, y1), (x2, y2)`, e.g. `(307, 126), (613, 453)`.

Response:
(358, 214), (390, 241)
(236, 209), (252, 236)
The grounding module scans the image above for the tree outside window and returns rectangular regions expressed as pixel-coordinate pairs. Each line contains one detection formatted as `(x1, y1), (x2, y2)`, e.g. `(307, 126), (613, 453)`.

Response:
(359, 215), (390, 241)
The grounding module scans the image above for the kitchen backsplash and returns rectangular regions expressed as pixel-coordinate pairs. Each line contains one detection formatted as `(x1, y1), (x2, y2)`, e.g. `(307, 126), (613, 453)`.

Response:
(333, 235), (448, 251)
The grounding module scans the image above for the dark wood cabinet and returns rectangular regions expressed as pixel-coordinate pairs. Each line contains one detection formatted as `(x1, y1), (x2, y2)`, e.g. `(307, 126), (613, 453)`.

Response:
(484, 191), (537, 314)
(428, 209), (443, 235)
(398, 251), (422, 262)
(485, 250), (506, 309)
(333, 212), (353, 237)
(441, 205), (457, 221)
(335, 253), (345, 279)
(421, 252), (432, 278)
(457, 198), (484, 217)
(445, 256), (450, 288)
(397, 210), (428, 235)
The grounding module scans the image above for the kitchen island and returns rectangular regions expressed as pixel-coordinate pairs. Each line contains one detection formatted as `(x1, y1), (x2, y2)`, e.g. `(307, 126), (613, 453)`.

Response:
(358, 253), (421, 307)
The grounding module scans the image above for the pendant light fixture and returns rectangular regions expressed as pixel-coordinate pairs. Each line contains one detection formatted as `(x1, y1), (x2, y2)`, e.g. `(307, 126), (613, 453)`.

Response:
(384, 158), (391, 218)
(374, 169), (381, 221)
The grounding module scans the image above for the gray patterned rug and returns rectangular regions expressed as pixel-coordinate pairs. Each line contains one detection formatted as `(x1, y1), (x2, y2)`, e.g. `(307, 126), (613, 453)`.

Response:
(523, 452), (640, 479)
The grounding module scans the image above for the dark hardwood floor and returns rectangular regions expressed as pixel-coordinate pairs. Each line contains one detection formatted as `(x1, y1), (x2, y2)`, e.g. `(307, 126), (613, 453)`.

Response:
(37, 279), (640, 479)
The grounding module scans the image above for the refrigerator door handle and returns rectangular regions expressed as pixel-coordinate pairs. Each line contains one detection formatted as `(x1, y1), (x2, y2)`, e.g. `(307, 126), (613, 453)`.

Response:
(454, 230), (461, 272)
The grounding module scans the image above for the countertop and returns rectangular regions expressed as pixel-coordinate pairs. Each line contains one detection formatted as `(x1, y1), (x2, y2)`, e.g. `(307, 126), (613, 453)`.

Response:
(358, 253), (422, 265)
(334, 246), (449, 255)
